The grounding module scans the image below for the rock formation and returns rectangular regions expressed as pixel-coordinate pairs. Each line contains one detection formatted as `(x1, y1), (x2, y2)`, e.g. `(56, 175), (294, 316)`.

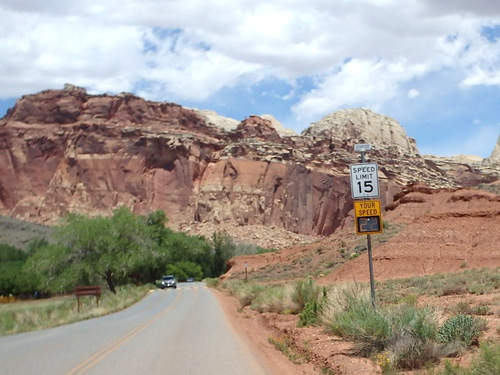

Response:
(303, 108), (419, 157)
(490, 134), (500, 161)
(0, 86), (498, 246)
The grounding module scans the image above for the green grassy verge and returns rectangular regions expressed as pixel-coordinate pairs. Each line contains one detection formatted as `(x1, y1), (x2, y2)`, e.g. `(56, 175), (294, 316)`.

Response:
(0, 284), (152, 336)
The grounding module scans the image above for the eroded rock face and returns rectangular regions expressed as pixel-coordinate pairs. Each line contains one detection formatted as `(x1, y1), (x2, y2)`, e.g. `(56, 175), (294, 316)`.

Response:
(490, 135), (500, 161)
(0, 87), (498, 240)
(303, 108), (419, 157)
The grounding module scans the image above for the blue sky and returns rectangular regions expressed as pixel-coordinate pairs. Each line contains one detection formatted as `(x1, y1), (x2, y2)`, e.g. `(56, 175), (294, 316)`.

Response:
(1, 0), (499, 157)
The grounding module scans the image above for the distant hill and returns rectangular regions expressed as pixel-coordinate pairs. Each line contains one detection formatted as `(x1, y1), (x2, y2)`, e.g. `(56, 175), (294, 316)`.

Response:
(0, 216), (54, 251)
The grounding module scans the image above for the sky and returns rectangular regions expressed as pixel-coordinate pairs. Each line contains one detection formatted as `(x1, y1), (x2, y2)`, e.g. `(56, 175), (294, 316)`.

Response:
(1, 1), (500, 158)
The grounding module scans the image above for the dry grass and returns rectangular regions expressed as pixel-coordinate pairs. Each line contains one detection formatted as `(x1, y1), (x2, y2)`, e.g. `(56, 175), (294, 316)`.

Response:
(0, 284), (151, 336)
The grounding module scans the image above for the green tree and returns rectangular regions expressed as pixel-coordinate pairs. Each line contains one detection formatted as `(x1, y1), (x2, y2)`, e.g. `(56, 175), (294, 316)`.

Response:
(143, 210), (220, 279)
(211, 231), (236, 276)
(26, 238), (50, 256)
(0, 244), (25, 295)
(158, 230), (214, 278)
(21, 208), (221, 295)
(24, 244), (81, 294)
(166, 261), (203, 281)
(146, 210), (170, 246)
(53, 207), (159, 293)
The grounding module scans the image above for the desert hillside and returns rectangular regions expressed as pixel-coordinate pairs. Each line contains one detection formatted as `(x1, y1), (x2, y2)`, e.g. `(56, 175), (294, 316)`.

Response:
(223, 183), (500, 283)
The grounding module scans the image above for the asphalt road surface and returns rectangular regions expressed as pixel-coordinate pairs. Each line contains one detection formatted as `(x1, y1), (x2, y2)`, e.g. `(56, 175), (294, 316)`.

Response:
(0, 282), (271, 375)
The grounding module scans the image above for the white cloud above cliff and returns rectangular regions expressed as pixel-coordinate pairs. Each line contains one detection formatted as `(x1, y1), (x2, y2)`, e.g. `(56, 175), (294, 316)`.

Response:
(0, 0), (499, 157)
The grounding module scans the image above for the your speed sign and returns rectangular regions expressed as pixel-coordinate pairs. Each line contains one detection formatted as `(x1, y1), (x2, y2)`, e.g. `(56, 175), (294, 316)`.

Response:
(349, 163), (380, 199)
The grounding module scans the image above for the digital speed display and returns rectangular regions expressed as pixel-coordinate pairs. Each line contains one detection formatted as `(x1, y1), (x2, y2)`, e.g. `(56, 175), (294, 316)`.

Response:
(356, 216), (382, 235)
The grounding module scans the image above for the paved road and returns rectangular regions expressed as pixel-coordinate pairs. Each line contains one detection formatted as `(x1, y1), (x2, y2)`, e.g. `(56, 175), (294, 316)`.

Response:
(0, 283), (271, 375)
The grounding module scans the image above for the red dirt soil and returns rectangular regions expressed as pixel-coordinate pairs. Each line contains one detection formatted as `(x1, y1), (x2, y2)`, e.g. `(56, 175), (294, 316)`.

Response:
(218, 184), (500, 374)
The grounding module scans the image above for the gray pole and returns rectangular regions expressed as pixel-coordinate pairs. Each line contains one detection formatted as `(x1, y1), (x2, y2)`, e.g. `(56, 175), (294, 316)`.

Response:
(361, 150), (376, 310)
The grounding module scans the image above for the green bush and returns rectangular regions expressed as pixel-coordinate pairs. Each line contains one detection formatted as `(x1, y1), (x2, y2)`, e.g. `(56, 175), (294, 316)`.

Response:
(437, 341), (500, 375)
(223, 281), (302, 314)
(470, 341), (500, 374)
(294, 280), (327, 326)
(388, 304), (438, 342)
(298, 300), (323, 327)
(322, 282), (443, 367)
(473, 305), (491, 316)
(386, 305), (441, 369)
(0, 244), (35, 295)
(437, 314), (485, 347)
(292, 278), (321, 312)
(323, 284), (389, 355)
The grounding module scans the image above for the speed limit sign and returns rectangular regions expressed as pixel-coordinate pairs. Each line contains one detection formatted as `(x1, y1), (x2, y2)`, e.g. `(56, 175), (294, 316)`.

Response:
(349, 163), (380, 199)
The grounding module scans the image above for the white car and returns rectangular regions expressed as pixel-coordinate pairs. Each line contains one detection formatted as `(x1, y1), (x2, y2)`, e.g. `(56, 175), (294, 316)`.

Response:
(160, 275), (177, 289)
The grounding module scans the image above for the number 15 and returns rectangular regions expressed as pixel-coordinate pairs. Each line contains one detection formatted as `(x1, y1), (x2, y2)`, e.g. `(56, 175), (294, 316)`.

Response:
(357, 181), (373, 193)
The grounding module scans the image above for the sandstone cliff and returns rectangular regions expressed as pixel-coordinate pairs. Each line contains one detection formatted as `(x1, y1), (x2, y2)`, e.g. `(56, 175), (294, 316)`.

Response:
(0, 86), (498, 247)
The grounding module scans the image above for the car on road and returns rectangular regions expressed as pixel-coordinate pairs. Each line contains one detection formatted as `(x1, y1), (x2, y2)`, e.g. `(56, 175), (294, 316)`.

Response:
(186, 277), (194, 282)
(160, 275), (177, 289)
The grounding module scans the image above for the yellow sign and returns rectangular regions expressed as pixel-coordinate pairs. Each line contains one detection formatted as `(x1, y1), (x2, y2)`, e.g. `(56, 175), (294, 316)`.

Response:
(354, 200), (383, 235)
(354, 200), (382, 218)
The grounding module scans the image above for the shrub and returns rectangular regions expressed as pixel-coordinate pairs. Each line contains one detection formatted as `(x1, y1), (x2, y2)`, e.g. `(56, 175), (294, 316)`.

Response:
(322, 282), (444, 367)
(473, 305), (491, 316)
(224, 280), (265, 308)
(298, 300), (322, 327)
(437, 341), (500, 374)
(322, 283), (389, 356)
(387, 304), (439, 342)
(400, 293), (418, 306)
(437, 314), (485, 347)
(454, 301), (473, 315)
(204, 277), (220, 288)
(292, 278), (321, 312)
(390, 335), (441, 370)
(441, 285), (467, 296)
(251, 284), (294, 313)
(469, 341), (500, 374)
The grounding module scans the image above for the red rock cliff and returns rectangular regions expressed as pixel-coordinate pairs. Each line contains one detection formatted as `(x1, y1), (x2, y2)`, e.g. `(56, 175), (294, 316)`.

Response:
(0, 87), (498, 241)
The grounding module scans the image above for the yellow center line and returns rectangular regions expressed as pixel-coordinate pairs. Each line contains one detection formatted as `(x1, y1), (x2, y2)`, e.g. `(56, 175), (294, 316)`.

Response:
(66, 290), (182, 375)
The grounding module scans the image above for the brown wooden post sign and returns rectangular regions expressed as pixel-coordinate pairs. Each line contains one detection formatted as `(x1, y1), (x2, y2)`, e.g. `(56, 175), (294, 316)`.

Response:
(74, 286), (102, 313)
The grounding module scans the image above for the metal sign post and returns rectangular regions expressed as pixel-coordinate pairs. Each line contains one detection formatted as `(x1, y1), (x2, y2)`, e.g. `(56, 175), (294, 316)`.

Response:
(351, 144), (378, 310)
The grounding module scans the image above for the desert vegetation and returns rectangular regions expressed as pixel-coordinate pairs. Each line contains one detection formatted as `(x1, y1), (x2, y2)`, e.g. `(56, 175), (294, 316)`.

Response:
(220, 267), (500, 374)
(0, 209), (272, 297)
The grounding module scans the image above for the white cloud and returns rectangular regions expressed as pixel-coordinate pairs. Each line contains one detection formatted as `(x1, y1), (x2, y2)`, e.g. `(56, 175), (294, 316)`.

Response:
(407, 89), (420, 98)
(0, 0), (499, 157)
(0, 6), (144, 96)
(1, 1), (499, 100)
(419, 0), (500, 17)
(290, 58), (429, 126)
